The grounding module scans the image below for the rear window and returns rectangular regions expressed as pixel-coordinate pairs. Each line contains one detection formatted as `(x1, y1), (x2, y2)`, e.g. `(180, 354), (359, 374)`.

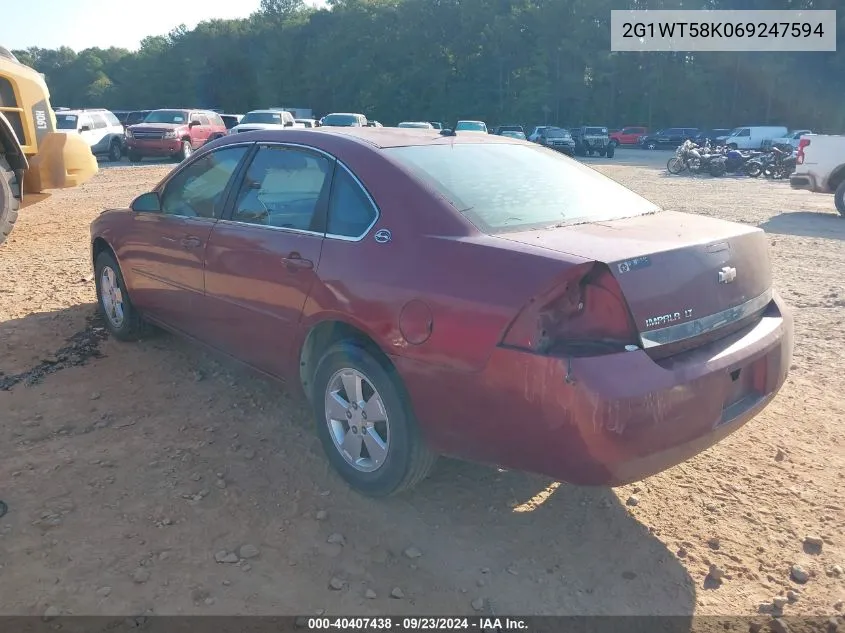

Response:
(56, 114), (78, 130)
(385, 144), (658, 234)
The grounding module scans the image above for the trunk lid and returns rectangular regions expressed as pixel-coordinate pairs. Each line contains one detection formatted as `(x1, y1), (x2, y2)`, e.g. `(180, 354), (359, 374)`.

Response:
(498, 210), (772, 355)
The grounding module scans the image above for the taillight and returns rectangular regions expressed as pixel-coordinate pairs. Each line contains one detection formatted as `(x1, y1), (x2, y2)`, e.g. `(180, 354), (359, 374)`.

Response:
(797, 138), (810, 165)
(500, 262), (639, 357)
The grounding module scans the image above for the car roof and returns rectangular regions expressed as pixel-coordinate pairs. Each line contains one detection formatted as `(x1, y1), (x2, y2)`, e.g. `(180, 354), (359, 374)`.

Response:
(457, 120), (484, 123)
(211, 126), (524, 150)
(247, 109), (289, 114)
(325, 112), (364, 116)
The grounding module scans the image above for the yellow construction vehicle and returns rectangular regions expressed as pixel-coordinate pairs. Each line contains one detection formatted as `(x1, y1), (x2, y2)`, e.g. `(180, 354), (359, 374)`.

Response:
(0, 46), (98, 246)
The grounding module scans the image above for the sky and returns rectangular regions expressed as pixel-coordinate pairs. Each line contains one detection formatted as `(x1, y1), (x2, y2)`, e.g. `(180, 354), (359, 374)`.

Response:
(1, 0), (326, 52)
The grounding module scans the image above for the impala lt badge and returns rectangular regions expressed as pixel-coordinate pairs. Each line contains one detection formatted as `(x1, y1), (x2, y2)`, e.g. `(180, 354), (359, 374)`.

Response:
(718, 266), (737, 284)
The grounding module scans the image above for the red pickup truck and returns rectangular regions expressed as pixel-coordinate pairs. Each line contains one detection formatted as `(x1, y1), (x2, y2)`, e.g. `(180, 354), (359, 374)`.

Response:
(609, 126), (649, 148)
(125, 109), (227, 162)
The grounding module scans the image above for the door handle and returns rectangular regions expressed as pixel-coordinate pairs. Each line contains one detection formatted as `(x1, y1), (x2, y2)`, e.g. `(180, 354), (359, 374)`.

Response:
(180, 236), (202, 249)
(281, 252), (314, 271)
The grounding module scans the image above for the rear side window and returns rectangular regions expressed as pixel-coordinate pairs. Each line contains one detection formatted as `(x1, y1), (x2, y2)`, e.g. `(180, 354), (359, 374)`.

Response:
(104, 112), (121, 127)
(327, 166), (378, 238)
(90, 113), (107, 129)
(385, 144), (658, 234)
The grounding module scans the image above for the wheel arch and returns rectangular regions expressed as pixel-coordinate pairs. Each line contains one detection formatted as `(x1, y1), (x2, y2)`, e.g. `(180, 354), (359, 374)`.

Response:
(826, 164), (845, 192)
(298, 317), (396, 404)
(91, 235), (115, 266)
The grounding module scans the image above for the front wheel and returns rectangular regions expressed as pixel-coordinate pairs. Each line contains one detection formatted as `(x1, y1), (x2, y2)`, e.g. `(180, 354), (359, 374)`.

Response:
(312, 342), (437, 497)
(605, 144), (615, 158)
(709, 161), (726, 177)
(0, 156), (21, 247)
(608, 140), (618, 149)
(94, 250), (145, 341)
(176, 140), (193, 162)
(834, 180), (845, 217)
(667, 157), (685, 174)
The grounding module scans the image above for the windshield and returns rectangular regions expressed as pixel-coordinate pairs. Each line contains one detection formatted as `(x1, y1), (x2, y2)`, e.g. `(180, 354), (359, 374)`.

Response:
(241, 112), (284, 125)
(456, 121), (486, 132)
(56, 114), (78, 130)
(322, 114), (361, 126)
(544, 128), (568, 139)
(398, 122), (432, 128)
(385, 144), (658, 234)
(144, 110), (188, 124)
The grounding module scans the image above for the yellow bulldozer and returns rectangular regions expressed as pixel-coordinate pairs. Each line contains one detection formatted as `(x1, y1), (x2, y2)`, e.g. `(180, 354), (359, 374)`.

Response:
(0, 46), (98, 246)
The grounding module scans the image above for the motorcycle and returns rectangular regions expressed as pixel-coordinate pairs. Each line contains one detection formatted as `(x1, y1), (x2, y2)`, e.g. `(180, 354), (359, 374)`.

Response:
(667, 140), (726, 176)
(763, 146), (795, 179)
(724, 149), (764, 174)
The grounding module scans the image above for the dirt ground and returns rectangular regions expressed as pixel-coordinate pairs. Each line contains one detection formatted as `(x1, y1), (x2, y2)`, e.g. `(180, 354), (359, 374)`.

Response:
(0, 151), (843, 619)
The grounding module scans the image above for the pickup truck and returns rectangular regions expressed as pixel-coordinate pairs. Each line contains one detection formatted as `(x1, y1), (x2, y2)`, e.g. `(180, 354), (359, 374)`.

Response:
(789, 134), (845, 216)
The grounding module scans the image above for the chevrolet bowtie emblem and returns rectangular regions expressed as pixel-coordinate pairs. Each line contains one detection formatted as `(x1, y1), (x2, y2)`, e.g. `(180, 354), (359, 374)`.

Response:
(718, 266), (737, 284)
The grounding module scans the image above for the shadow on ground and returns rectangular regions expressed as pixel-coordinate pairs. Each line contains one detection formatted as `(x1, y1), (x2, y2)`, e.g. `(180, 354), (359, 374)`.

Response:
(759, 210), (844, 240)
(1, 303), (696, 618)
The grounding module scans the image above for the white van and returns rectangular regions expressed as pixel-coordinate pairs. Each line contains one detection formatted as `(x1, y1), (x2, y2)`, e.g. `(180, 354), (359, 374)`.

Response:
(724, 126), (788, 150)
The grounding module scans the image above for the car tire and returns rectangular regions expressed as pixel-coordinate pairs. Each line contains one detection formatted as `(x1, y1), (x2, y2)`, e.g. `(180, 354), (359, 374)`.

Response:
(128, 151), (142, 163)
(599, 149), (607, 157)
(94, 250), (145, 341)
(108, 139), (122, 162)
(608, 140), (618, 149)
(606, 144), (615, 158)
(312, 341), (437, 497)
(0, 155), (21, 247)
(176, 140), (192, 162)
(835, 180), (845, 217)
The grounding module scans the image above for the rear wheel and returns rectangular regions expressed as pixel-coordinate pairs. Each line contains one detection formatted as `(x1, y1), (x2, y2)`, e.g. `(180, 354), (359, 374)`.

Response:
(709, 161), (726, 177)
(745, 161), (763, 178)
(0, 155), (21, 247)
(667, 157), (685, 174)
(834, 180), (845, 217)
(606, 144), (615, 158)
(312, 341), (437, 497)
(108, 139), (122, 162)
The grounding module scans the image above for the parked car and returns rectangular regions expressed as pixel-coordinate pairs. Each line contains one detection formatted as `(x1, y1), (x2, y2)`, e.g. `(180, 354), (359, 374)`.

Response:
(723, 126), (788, 150)
(770, 129), (813, 150)
(125, 109), (228, 162)
(536, 127), (575, 155)
(789, 134), (845, 216)
(320, 113), (368, 127)
(492, 125), (525, 136)
(220, 114), (243, 130)
(54, 108), (126, 162)
(694, 129), (732, 146)
(571, 126), (614, 157)
(296, 118), (320, 128)
(639, 128), (699, 150)
(528, 126), (551, 142)
(88, 127), (794, 497)
(455, 120), (488, 133)
(124, 110), (152, 127)
(609, 126), (648, 148)
(397, 121), (434, 129)
(229, 110), (296, 135)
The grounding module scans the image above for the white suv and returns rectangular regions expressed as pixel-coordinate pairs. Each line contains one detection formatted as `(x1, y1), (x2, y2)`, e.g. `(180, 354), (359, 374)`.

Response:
(229, 109), (299, 134)
(54, 108), (125, 162)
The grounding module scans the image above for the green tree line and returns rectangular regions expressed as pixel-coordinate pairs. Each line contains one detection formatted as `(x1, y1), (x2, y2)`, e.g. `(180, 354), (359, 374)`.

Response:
(11, 0), (845, 131)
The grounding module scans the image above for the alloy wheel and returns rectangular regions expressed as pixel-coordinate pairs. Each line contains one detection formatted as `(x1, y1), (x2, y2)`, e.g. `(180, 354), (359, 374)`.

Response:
(100, 265), (125, 328)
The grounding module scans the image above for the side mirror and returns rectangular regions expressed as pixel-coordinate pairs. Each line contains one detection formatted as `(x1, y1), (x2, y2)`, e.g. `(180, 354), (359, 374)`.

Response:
(130, 192), (161, 213)
(188, 120), (200, 127)
(80, 125), (91, 132)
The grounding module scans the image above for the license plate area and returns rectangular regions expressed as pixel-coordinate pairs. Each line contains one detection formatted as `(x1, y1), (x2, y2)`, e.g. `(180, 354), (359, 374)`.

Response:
(717, 356), (768, 427)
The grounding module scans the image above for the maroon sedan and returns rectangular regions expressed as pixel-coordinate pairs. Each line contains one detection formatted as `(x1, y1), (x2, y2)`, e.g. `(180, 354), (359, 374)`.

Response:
(89, 127), (794, 497)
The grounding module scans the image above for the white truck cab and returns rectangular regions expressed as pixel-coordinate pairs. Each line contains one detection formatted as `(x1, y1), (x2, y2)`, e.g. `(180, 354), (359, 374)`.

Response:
(789, 134), (845, 217)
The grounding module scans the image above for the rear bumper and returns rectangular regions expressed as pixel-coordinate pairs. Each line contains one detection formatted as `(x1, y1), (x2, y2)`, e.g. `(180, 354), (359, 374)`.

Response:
(397, 292), (793, 486)
(790, 172), (823, 192)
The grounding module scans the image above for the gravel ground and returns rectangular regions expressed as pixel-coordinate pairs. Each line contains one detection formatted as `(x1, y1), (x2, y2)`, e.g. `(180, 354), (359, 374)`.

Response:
(0, 150), (843, 618)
